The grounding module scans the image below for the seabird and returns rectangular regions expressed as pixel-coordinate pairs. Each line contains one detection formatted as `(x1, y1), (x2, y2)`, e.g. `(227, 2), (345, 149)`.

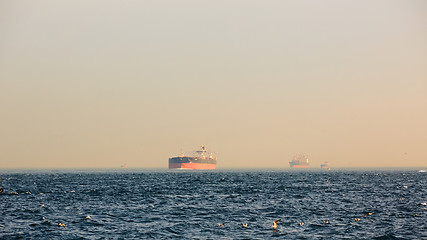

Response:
(272, 219), (281, 229)
(217, 223), (225, 227)
(323, 220), (330, 224)
(57, 223), (66, 227)
(354, 218), (360, 221)
(299, 222), (305, 226)
(242, 223), (248, 228)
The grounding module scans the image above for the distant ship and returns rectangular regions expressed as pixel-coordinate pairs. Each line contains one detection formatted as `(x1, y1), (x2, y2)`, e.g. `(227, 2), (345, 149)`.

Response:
(320, 162), (331, 170)
(289, 154), (309, 168)
(169, 145), (217, 170)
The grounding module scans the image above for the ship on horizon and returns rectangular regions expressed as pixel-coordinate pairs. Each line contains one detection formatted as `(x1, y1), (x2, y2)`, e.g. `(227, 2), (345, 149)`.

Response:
(169, 145), (217, 170)
(289, 154), (309, 168)
(320, 161), (331, 170)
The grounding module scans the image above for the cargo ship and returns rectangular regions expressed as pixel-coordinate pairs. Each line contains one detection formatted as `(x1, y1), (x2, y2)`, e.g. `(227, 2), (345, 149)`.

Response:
(169, 145), (217, 169)
(289, 154), (309, 168)
(320, 162), (331, 170)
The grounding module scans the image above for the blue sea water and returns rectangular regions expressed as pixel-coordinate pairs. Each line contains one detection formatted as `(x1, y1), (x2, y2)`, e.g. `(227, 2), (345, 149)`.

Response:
(0, 170), (426, 239)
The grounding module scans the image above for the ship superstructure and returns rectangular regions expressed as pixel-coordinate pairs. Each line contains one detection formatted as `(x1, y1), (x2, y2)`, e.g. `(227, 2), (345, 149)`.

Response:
(289, 154), (309, 168)
(169, 145), (217, 169)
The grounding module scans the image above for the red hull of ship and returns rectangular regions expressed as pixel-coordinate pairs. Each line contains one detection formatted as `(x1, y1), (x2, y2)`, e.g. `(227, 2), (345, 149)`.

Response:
(169, 163), (216, 170)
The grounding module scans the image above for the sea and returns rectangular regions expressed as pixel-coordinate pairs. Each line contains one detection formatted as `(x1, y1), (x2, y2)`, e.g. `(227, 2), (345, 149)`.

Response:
(0, 169), (426, 239)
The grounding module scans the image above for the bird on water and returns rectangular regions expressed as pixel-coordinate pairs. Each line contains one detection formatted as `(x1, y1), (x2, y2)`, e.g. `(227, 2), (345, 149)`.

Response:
(272, 219), (281, 229)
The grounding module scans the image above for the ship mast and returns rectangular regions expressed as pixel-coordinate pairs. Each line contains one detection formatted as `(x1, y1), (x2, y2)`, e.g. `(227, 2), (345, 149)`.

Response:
(196, 145), (207, 159)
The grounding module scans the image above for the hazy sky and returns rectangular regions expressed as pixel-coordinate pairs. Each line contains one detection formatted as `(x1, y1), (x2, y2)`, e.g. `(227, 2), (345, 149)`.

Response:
(1, 0), (426, 169)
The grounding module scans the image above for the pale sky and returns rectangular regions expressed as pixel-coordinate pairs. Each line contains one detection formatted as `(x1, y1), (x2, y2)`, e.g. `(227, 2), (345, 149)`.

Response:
(1, 0), (426, 169)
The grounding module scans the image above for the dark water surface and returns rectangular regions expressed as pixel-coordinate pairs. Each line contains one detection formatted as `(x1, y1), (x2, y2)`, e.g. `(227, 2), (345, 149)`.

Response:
(0, 170), (426, 239)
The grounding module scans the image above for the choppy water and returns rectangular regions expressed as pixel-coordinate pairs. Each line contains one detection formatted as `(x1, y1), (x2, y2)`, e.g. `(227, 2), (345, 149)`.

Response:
(0, 170), (426, 239)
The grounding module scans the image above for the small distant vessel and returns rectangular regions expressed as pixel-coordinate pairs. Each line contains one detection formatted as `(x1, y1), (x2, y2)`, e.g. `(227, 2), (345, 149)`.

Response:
(419, 170), (426, 173)
(120, 164), (128, 168)
(289, 154), (309, 168)
(169, 145), (217, 170)
(320, 162), (331, 170)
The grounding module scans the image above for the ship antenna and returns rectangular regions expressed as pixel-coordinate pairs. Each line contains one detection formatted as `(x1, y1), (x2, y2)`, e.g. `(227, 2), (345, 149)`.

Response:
(199, 145), (207, 159)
